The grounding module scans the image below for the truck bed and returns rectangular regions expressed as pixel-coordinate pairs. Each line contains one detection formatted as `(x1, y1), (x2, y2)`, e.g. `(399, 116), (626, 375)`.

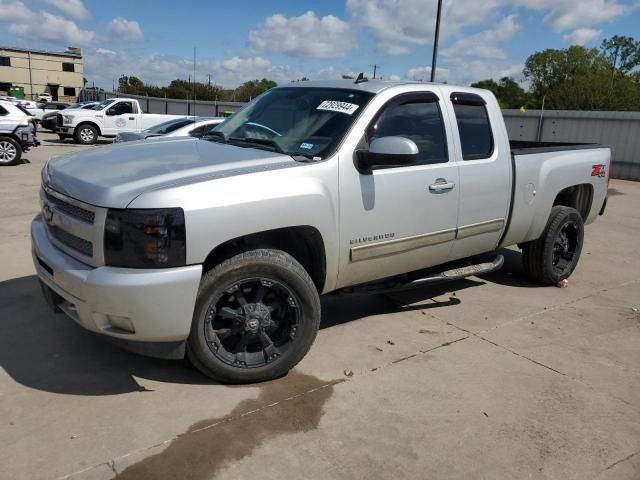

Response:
(510, 140), (603, 155)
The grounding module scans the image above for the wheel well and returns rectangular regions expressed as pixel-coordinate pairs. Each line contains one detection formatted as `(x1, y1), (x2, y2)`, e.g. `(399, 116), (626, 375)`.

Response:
(202, 226), (327, 292)
(553, 184), (593, 220)
(75, 122), (101, 136)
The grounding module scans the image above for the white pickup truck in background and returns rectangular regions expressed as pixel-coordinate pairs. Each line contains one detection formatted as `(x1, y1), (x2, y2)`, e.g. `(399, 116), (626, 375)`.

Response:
(55, 98), (181, 144)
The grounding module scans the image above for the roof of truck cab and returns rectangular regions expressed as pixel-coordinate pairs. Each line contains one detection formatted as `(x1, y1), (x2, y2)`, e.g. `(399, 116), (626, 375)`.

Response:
(279, 79), (445, 94)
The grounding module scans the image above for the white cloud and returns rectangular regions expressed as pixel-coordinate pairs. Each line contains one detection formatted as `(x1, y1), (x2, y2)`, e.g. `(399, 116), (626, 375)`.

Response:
(389, 74), (401, 81)
(563, 28), (602, 45)
(442, 15), (520, 61)
(107, 17), (143, 41)
(221, 56), (271, 72)
(96, 47), (117, 55)
(249, 11), (353, 58)
(0, 0), (31, 22)
(347, 0), (503, 54)
(10, 11), (95, 45)
(43, 0), (89, 21)
(347, 0), (633, 55)
(406, 66), (450, 83)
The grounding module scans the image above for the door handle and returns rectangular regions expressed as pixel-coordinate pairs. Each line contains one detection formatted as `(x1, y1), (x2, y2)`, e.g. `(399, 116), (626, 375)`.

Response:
(128, 117), (135, 120)
(429, 179), (456, 193)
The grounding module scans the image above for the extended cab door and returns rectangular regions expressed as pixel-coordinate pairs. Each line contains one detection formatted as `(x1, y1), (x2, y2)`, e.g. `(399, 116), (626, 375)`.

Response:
(444, 91), (511, 260)
(102, 100), (138, 135)
(337, 90), (460, 288)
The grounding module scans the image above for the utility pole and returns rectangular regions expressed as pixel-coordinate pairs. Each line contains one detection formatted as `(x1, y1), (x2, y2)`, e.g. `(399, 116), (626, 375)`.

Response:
(430, 0), (443, 82)
(27, 51), (34, 99)
(370, 64), (379, 79)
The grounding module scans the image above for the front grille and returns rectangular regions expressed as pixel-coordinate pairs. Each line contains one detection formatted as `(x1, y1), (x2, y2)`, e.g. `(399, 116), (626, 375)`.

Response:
(49, 225), (93, 257)
(56, 114), (62, 127)
(45, 190), (95, 224)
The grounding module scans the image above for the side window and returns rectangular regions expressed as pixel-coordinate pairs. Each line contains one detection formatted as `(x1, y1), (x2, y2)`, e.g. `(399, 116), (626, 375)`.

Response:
(370, 98), (448, 165)
(451, 93), (493, 160)
(0, 105), (8, 116)
(189, 125), (209, 137)
(113, 102), (133, 115)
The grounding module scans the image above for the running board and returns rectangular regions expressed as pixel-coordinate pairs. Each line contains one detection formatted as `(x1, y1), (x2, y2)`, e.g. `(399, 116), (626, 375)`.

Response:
(338, 255), (504, 296)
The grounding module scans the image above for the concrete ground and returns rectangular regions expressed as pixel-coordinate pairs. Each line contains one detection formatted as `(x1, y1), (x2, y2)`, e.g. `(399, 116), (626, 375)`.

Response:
(1, 132), (639, 480)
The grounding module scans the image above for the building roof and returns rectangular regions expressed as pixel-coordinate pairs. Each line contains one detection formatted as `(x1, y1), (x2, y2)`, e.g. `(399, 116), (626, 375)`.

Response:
(0, 45), (82, 58)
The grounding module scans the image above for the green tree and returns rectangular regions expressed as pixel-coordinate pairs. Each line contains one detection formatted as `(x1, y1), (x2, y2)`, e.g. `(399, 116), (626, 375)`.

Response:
(601, 35), (640, 74)
(232, 79), (277, 102)
(471, 77), (528, 108)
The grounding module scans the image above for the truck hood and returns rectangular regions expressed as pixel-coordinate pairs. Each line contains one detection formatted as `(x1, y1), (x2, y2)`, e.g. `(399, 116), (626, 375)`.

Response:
(44, 137), (298, 208)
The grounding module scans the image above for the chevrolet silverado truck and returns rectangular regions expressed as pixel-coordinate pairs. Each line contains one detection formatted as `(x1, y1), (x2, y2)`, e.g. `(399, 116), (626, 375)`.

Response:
(0, 100), (39, 166)
(32, 80), (610, 383)
(55, 97), (180, 145)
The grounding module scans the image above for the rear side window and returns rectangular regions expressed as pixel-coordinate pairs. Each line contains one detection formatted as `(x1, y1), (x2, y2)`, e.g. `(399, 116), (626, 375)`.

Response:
(0, 105), (8, 116)
(451, 93), (493, 160)
(370, 97), (448, 165)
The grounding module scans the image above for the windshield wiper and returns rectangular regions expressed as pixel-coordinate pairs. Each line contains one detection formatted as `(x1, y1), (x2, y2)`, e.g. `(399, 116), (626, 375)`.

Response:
(228, 136), (285, 154)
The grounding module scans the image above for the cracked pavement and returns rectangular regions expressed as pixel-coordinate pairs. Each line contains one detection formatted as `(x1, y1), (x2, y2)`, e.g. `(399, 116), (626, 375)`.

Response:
(1, 133), (639, 479)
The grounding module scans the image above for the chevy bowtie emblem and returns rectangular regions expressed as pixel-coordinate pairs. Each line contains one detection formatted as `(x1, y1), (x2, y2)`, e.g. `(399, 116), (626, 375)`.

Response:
(43, 203), (54, 224)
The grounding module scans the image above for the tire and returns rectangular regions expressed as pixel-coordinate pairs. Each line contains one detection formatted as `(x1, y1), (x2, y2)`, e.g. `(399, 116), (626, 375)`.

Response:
(187, 249), (321, 384)
(74, 124), (98, 145)
(0, 137), (22, 166)
(522, 206), (584, 285)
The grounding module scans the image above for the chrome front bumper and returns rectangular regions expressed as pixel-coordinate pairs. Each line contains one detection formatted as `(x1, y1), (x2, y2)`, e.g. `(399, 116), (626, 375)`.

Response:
(31, 214), (202, 342)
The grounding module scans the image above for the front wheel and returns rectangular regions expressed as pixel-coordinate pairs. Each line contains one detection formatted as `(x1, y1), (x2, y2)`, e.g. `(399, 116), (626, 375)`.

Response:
(74, 124), (98, 145)
(187, 249), (321, 384)
(522, 206), (584, 285)
(0, 137), (22, 166)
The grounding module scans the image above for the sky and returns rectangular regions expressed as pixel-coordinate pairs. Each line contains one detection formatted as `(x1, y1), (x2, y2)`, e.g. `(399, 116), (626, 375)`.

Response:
(1, 0), (639, 90)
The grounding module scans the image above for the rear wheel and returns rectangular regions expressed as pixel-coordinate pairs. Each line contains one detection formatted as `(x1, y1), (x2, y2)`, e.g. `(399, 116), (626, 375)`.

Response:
(187, 249), (321, 384)
(0, 137), (22, 166)
(522, 206), (584, 285)
(74, 124), (97, 145)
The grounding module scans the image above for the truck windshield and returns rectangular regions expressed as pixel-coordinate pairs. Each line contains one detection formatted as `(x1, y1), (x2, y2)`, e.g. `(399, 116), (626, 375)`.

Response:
(209, 87), (374, 159)
(91, 99), (115, 111)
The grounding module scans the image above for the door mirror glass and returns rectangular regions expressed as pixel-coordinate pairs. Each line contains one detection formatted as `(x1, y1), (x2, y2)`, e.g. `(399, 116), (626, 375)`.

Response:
(106, 108), (117, 116)
(356, 136), (418, 172)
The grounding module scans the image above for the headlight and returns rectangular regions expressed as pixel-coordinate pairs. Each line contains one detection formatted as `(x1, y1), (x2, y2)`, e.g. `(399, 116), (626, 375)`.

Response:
(104, 208), (186, 268)
(62, 115), (74, 125)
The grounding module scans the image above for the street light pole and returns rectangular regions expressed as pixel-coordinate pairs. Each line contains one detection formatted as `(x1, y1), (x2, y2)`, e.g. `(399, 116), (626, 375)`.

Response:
(430, 0), (443, 82)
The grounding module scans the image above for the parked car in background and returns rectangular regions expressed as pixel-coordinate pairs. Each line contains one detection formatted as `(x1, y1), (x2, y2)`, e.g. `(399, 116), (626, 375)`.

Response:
(0, 96), (19, 103)
(0, 100), (39, 165)
(27, 102), (70, 122)
(115, 117), (224, 143)
(17, 100), (39, 109)
(56, 98), (181, 144)
(38, 93), (52, 102)
(32, 80), (610, 383)
(40, 102), (99, 132)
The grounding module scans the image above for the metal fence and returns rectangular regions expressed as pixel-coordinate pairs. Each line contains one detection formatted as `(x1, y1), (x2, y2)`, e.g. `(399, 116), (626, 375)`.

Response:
(503, 109), (640, 180)
(99, 92), (246, 118)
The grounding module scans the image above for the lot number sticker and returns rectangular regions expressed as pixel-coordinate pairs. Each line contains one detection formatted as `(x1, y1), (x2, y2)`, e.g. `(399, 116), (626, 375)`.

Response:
(317, 100), (359, 115)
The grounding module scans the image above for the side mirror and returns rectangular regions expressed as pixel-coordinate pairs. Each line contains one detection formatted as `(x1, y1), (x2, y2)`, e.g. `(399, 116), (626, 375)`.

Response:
(106, 108), (116, 116)
(356, 136), (418, 173)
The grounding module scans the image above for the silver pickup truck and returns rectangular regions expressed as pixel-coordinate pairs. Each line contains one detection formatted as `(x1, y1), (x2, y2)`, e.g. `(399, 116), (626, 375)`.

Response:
(32, 80), (610, 383)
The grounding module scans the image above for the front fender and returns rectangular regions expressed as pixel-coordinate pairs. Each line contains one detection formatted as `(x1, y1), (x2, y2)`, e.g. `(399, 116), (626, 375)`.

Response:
(128, 161), (340, 290)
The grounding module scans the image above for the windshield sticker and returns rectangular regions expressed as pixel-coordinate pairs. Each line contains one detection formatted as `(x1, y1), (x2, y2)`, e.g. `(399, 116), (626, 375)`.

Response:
(317, 100), (359, 115)
(300, 142), (314, 150)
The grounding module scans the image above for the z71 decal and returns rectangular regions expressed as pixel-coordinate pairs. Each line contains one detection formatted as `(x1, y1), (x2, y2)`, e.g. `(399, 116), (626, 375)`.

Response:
(591, 164), (607, 178)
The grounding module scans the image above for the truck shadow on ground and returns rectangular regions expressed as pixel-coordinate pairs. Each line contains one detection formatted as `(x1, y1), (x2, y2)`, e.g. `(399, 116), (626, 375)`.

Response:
(0, 251), (533, 396)
(44, 137), (113, 146)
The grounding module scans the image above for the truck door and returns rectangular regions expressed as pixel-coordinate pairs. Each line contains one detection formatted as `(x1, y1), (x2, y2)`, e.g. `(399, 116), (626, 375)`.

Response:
(445, 91), (511, 260)
(337, 91), (460, 288)
(103, 100), (137, 134)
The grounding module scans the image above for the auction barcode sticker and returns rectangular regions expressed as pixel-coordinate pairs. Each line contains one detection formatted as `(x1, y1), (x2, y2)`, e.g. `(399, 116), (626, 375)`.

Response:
(317, 100), (360, 115)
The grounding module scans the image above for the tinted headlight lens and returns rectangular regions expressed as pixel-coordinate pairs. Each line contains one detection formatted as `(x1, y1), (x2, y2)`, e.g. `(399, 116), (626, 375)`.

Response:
(104, 208), (186, 268)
